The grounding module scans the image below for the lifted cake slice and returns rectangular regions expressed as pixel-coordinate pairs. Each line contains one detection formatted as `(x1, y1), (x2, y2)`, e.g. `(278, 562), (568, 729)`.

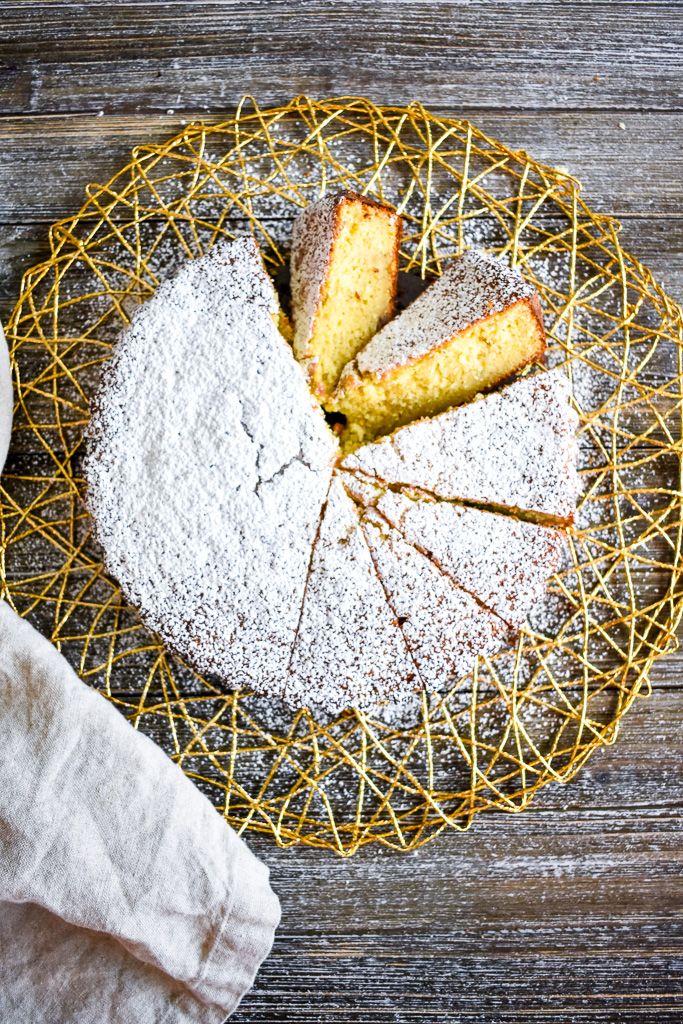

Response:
(290, 191), (402, 399)
(341, 369), (579, 525)
(332, 248), (545, 444)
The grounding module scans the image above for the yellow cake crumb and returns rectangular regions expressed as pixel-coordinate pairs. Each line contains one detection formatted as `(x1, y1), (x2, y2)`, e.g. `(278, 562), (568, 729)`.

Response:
(331, 250), (545, 447)
(290, 192), (402, 399)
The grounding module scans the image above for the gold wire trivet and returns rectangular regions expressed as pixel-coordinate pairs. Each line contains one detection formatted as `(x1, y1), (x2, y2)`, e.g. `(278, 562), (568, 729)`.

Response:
(2, 96), (683, 855)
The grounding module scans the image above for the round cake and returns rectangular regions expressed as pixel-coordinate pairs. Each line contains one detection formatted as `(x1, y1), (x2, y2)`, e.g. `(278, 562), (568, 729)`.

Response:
(85, 237), (578, 715)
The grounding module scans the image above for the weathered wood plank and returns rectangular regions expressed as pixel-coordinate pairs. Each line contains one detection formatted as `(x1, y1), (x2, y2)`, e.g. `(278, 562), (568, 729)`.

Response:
(1, 1), (682, 115)
(242, 798), (683, 1021)
(232, 691), (683, 1022)
(0, 111), (682, 222)
(235, 943), (682, 1024)
(2, 214), (682, 318)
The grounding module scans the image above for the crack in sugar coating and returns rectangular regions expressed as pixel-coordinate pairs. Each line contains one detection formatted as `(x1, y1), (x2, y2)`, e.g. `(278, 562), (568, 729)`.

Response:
(85, 238), (336, 697)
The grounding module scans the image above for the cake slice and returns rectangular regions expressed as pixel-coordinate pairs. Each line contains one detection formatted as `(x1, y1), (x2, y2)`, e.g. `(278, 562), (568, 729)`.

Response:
(341, 369), (579, 525)
(331, 248), (545, 444)
(290, 191), (402, 399)
(364, 488), (567, 630)
(287, 477), (420, 714)
(361, 511), (513, 690)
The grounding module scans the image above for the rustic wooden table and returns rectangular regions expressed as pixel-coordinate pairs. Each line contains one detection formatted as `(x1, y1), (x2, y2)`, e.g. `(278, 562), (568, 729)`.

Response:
(2, 3), (683, 1021)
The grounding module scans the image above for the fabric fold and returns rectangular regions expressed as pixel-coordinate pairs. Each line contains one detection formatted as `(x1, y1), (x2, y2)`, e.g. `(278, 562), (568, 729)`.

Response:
(0, 601), (279, 1023)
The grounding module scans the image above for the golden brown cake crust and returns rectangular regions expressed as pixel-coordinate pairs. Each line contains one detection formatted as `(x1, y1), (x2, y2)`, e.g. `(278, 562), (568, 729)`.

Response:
(340, 369), (580, 527)
(290, 190), (402, 393)
(341, 297), (545, 388)
(330, 249), (547, 445)
(336, 250), (546, 386)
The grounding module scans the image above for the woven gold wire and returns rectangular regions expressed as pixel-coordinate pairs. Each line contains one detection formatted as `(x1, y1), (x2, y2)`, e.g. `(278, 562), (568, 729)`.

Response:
(2, 95), (683, 856)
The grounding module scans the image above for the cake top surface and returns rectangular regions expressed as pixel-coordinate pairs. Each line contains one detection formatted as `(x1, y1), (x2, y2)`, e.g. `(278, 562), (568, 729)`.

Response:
(287, 476), (421, 713)
(340, 248), (537, 381)
(342, 369), (580, 521)
(86, 237), (337, 693)
(368, 488), (566, 629)
(361, 510), (510, 689)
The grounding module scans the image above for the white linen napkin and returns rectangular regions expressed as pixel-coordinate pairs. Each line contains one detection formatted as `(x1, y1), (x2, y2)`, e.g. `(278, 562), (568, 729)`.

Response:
(0, 601), (280, 1023)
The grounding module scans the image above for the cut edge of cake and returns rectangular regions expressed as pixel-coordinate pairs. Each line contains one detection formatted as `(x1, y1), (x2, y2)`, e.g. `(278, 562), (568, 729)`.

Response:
(361, 485), (568, 631)
(340, 368), (580, 527)
(84, 235), (339, 698)
(286, 475), (422, 714)
(290, 190), (402, 400)
(331, 248), (545, 445)
(361, 510), (514, 691)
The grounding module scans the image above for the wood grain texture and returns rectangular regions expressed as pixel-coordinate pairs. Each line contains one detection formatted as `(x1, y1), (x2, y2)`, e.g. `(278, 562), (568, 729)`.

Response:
(2, 1), (682, 114)
(1, 111), (682, 220)
(244, 689), (683, 1021)
(1, 3), (682, 1022)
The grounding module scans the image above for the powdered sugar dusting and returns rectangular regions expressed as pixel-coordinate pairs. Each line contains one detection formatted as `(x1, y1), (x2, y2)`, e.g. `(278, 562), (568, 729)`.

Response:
(85, 238), (337, 696)
(371, 490), (567, 629)
(85, 241), (578, 716)
(290, 192), (339, 362)
(288, 477), (420, 713)
(344, 248), (536, 379)
(362, 512), (511, 690)
(342, 369), (580, 522)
